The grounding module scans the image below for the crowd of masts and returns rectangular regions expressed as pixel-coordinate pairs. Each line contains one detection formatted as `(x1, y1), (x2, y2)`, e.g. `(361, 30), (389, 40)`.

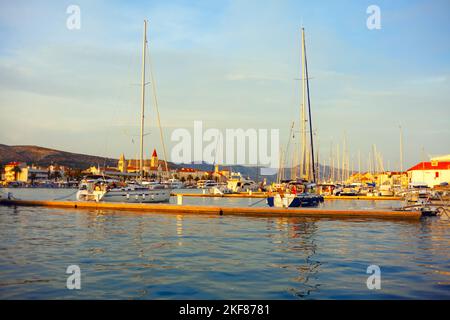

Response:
(277, 27), (405, 186)
(279, 127), (405, 185)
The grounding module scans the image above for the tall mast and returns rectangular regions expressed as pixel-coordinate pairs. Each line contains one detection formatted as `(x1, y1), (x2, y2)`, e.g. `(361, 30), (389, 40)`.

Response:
(139, 20), (148, 181)
(300, 29), (307, 180)
(285, 121), (295, 179)
(342, 134), (346, 182)
(303, 27), (316, 183)
(330, 139), (334, 182)
(336, 144), (340, 183)
(358, 150), (361, 181)
(285, 121), (295, 180)
(372, 144), (377, 173)
(399, 125), (404, 172)
(316, 139), (320, 183)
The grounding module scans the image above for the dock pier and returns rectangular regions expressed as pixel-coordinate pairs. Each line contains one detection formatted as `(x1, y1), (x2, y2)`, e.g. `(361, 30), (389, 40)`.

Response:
(0, 199), (420, 220)
(170, 192), (402, 200)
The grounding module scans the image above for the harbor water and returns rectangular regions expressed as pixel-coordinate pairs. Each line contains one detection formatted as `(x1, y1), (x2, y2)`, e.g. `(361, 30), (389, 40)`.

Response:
(0, 188), (449, 299)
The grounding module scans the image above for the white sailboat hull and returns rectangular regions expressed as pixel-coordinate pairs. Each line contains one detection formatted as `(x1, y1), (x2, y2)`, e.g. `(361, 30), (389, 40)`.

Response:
(76, 188), (171, 203)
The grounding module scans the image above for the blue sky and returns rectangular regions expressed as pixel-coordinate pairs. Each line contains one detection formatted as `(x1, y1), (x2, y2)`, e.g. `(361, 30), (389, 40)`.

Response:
(0, 0), (449, 169)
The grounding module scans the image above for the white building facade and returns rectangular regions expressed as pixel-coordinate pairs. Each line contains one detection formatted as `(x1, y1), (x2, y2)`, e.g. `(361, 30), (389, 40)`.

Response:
(407, 155), (450, 187)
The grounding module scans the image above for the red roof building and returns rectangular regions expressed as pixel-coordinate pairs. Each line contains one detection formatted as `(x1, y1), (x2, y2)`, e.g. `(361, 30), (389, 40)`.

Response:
(406, 161), (450, 187)
(407, 161), (450, 171)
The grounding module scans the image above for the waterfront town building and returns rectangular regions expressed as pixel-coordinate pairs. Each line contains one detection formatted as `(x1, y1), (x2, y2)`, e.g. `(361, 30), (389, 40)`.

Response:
(407, 155), (450, 187)
(2, 162), (51, 183)
(346, 171), (408, 187)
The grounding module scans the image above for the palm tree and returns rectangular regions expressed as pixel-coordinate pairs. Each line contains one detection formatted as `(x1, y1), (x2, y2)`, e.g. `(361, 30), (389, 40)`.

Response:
(30, 172), (37, 185)
(12, 166), (22, 181)
(53, 171), (61, 182)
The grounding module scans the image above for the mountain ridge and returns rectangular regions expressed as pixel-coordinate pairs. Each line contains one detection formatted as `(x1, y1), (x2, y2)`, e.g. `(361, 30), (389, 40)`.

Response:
(0, 144), (342, 182)
(0, 144), (117, 169)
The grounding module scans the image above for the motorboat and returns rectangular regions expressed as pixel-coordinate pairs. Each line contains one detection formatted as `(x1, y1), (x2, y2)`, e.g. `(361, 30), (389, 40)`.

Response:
(226, 172), (259, 193)
(333, 184), (359, 196)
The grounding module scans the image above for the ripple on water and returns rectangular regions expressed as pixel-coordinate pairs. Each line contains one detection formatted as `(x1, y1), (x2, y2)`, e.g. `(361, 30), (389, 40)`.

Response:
(0, 190), (450, 299)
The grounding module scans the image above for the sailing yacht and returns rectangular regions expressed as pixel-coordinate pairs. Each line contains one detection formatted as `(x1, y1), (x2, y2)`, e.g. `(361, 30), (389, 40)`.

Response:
(76, 177), (171, 203)
(76, 20), (171, 203)
(267, 28), (323, 208)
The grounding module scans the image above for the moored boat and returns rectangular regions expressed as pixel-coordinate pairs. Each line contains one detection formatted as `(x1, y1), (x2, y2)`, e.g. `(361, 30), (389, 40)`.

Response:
(76, 178), (171, 203)
(267, 181), (324, 208)
(267, 28), (323, 208)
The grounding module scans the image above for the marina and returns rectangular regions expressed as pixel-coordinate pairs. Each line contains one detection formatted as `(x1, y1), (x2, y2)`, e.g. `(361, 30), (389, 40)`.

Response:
(0, 1), (449, 303)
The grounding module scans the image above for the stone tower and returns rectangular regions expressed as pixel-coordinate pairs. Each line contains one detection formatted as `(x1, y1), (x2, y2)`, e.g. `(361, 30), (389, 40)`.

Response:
(118, 153), (127, 173)
(151, 149), (158, 168)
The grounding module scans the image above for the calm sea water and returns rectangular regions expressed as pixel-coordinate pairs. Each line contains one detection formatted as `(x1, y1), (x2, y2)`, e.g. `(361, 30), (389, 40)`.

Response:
(0, 188), (449, 299)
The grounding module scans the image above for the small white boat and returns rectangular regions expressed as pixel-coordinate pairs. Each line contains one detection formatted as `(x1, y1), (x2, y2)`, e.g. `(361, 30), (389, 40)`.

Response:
(197, 180), (218, 189)
(165, 178), (184, 189)
(209, 183), (233, 195)
(379, 183), (395, 196)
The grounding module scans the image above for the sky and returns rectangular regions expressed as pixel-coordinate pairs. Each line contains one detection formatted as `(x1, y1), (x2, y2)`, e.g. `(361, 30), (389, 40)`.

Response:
(0, 0), (449, 170)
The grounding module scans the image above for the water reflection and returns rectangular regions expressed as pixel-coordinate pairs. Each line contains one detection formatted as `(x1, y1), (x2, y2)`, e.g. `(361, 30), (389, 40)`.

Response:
(1, 203), (449, 299)
(267, 217), (321, 298)
(176, 215), (183, 246)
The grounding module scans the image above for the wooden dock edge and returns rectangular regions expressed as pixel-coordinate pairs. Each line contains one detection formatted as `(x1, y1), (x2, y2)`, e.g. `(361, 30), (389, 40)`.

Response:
(0, 199), (421, 220)
(171, 193), (402, 200)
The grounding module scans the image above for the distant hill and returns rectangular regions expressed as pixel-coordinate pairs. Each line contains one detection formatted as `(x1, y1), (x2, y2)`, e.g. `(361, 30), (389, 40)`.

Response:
(170, 162), (344, 183)
(0, 144), (117, 169)
(0, 144), (344, 182)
